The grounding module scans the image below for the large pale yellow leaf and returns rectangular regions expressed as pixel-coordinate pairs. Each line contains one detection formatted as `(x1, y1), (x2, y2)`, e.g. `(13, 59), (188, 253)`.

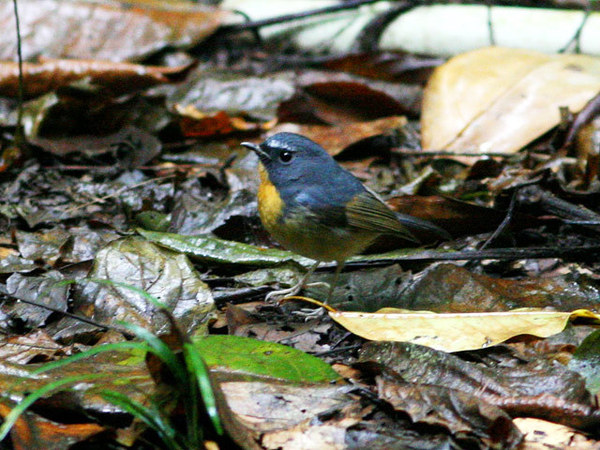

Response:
(422, 47), (600, 154)
(329, 308), (600, 352)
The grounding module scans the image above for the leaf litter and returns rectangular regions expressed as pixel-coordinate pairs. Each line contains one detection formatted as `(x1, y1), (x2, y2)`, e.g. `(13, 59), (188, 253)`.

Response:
(0, 1), (599, 448)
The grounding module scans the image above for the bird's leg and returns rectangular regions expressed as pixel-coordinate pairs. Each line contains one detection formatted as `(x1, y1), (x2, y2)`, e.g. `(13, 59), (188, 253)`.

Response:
(265, 260), (321, 302)
(326, 260), (345, 303)
(293, 260), (345, 320)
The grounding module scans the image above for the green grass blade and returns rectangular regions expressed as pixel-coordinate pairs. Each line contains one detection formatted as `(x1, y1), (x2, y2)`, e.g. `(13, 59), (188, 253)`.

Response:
(119, 322), (187, 386)
(31, 341), (150, 375)
(99, 390), (182, 450)
(0, 373), (108, 441)
(183, 343), (223, 435)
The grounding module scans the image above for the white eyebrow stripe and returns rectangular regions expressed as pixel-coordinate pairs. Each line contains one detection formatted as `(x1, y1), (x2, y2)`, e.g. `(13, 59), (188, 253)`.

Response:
(267, 138), (297, 152)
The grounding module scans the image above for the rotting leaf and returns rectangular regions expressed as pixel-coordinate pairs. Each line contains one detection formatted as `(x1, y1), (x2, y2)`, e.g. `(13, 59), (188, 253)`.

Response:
(167, 69), (296, 123)
(376, 377), (522, 447)
(15, 228), (70, 266)
(0, 350), (159, 445)
(359, 342), (592, 403)
(0, 1), (227, 62)
(0, 248), (37, 274)
(0, 398), (105, 450)
(279, 73), (421, 124)
(568, 329), (600, 395)
(220, 381), (354, 433)
(0, 330), (64, 365)
(69, 237), (215, 335)
(331, 308), (600, 352)
(400, 263), (600, 313)
(272, 116), (408, 157)
(5, 271), (68, 328)
(514, 417), (599, 449)
(0, 59), (194, 99)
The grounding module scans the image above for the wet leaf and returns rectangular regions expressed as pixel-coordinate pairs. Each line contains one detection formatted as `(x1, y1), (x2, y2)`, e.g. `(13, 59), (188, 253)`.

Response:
(0, 1), (227, 62)
(138, 229), (314, 267)
(168, 185), (256, 236)
(331, 308), (600, 352)
(307, 264), (412, 312)
(360, 341), (591, 403)
(272, 116), (408, 157)
(30, 126), (161, 168)
(72, 237), (215, 334)
(422, 47), (600, 154)
(0, 59), (193, 99)
(0, 398), (105, 450)
(223, 380), (352, 423)
(167, 70), (296, 123)
(400, 263), (600, 312)
(194, 335), (341, 383)
(15, 228), (70, 266)
(280, 72), (421, 123)
(377, 378), (522, 447)
(0, 350), (155, 411)
(0, 330), (64, 365)
(5, 271), (68, 327)
(0, 248), (37, 274)
(568, 329), (600, 395)
(321, 51), (443, 84)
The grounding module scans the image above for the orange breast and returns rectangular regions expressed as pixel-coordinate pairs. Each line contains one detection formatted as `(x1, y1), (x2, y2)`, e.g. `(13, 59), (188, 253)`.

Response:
(257, 163), (284, 233)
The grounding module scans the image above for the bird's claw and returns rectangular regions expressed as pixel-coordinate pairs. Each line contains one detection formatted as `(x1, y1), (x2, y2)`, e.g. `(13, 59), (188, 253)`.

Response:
(264, 281), (330, 302)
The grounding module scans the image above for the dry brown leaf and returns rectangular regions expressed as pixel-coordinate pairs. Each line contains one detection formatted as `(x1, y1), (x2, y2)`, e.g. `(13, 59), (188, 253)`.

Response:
(329, 308), (600, 352)
(422, 47), (600, 154)
(0, 59), (193, 98)
(273, 116), (407, 156)
(0, 1), (226, 62)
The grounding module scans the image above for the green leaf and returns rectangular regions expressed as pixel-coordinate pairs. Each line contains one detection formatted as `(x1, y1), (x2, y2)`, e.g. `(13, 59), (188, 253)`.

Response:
(138, 229), (314, 267)
(568, 329), (600, 395)
(194, 335), (341, 383)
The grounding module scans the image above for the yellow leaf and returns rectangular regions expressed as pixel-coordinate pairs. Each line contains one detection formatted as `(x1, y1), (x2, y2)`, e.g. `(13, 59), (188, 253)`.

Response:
(422, 47), (600, 154)
(329, 308), (600, 353)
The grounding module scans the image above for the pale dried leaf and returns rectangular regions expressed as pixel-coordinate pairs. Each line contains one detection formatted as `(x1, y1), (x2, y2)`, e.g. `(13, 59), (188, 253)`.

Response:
(329, 308), (600, 352)
(422, 47), (600, 154)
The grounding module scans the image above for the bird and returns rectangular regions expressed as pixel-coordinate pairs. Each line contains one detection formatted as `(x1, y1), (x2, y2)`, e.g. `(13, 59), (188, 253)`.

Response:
(241, 132), (449, 303)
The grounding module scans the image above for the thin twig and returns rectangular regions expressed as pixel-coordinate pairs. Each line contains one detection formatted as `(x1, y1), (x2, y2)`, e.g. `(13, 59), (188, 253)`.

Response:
(9, 297), (119, 332)
(342, 246), (600, 269)
(220, 0), (382, 33)
(479, 189), (518, 250)
(12, 0), (26, 149)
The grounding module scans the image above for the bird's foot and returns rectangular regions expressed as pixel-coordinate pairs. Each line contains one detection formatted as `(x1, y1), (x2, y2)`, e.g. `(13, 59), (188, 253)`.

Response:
(291, 306), (328, 321)
(265, 281), (330, 302)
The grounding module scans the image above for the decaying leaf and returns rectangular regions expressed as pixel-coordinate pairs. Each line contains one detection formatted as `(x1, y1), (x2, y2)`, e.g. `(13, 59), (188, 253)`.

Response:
(0, 1), (227, 62)
(0, 59), (194, 99)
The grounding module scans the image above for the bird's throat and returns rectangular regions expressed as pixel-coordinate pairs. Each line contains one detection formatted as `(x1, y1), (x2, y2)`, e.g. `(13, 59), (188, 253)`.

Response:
(257, 162), (284, 230)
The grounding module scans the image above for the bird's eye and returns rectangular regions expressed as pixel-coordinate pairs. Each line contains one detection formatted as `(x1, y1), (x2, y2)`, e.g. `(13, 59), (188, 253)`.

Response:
(279, 150), (294, 163)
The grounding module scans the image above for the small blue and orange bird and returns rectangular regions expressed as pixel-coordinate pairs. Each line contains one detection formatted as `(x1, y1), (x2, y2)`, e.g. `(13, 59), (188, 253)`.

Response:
(242, 132), (449, 301)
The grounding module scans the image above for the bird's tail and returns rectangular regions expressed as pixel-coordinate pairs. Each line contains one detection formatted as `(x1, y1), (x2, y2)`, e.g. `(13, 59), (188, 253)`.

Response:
(394, 213), (452, 241)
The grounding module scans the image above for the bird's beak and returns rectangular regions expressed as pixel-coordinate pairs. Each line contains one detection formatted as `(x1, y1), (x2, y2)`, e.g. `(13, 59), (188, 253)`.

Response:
(241, 142), (271, 162)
